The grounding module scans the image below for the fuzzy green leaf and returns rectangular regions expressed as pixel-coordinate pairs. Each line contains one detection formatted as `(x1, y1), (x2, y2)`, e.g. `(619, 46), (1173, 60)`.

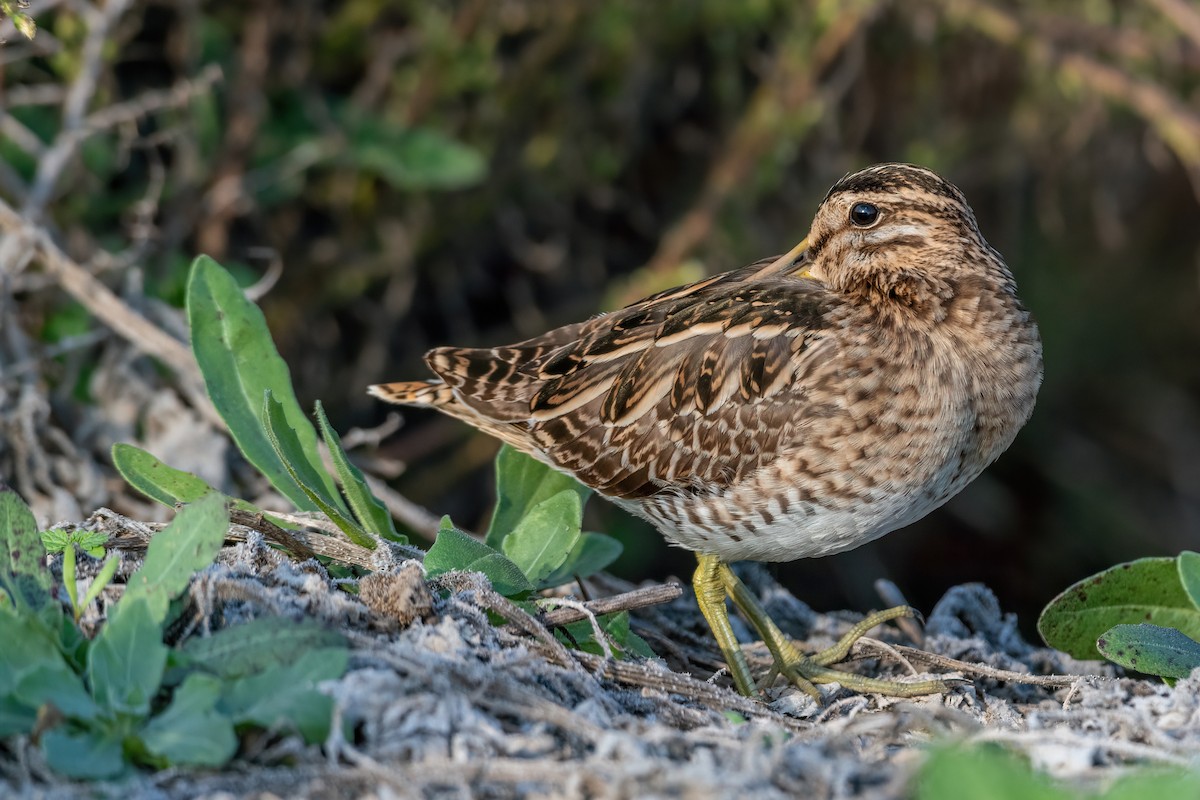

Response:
(557, 611), (654, 659)
(342, 114), (486, 190)
(426, 517), (534, 597)
(314, 400), (405, 543)
(41, 729), (125, 780)
(1038, 557), (1200, 660)
(1097, 623), (1200, 679)
(263, 391), (373, 548)
(186, 255), (340, 511)
(140, 673), (237, 766)
(1179, 551), (1200, 611)
(538, 532), (623, 589)
(220, 647), (348, 743)
(487, 446), (592, 550)
(88, 597), (167, 716)
(180, 617), (346, 680)
(0, 484), (53, 613)
(121, 493), (229, 624)
(916, 745), (1069, 800)
(1102, 769), (1200, 800)
(0, 697), (36, 738)
(111, 443), (297, 530)
(111, 442), (217, 507)
(0, 611), (98, 724)
(502, 490), (581, 585)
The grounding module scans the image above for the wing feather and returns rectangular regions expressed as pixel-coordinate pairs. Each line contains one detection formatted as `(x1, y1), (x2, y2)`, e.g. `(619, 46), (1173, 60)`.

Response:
(380, 249), (841, 500)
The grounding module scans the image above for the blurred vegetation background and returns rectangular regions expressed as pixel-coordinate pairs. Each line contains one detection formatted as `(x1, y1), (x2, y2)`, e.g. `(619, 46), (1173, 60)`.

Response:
(2, 0), (1198, 631)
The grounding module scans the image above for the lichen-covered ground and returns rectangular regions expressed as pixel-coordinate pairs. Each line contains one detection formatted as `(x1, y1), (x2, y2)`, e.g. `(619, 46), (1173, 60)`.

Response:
(4, 518), (1197, 800)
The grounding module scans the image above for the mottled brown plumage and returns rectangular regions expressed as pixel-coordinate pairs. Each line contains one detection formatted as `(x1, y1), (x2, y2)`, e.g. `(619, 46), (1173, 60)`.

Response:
(371, 163), (1043, 698)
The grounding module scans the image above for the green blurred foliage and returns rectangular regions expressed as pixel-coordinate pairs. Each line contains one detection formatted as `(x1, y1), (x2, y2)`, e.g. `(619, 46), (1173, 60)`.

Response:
(3, 0), (1199, 625)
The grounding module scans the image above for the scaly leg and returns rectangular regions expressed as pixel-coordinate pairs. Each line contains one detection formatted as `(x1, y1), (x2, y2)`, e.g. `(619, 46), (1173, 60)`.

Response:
(694, 553), (952, 699)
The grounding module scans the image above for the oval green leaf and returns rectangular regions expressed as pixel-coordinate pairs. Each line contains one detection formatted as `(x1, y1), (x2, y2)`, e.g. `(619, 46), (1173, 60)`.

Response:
(121, 493), (230, 624)
(426, 518), (533, 597)
(1038, 557), (1200, 660)
(1179, 551), (1200, 611)
(501, 490), (582, 585)
(487, 445), (591, 550)
(536, 532), (623, 590)
(1096, 623), (1200, 679)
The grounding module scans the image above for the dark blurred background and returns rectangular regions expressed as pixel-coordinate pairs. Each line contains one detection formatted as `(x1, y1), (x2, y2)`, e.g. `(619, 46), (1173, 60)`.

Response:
(2, 0), (1199, 633)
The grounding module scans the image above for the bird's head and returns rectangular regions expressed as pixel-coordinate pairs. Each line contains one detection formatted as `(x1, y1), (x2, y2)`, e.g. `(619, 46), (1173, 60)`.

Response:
(800, 163), (1016, 321)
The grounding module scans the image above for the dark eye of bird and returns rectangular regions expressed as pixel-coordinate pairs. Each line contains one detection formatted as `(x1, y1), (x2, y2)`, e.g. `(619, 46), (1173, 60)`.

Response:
(849, 202), (880, 227)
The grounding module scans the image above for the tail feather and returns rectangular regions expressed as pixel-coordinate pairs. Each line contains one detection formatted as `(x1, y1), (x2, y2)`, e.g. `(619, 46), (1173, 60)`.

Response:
(368, 380), (454, 407)
(370, 376), (543, 456)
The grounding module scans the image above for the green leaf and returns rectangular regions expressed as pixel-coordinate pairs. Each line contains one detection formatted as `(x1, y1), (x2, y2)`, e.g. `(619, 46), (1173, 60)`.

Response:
(487, 446), (592, 550)
(62, 541), (77, 616)
(180, 617), (346, 680)
(0, 696), (36, 737)
(111, 444), (298, 531)
(916, 745), (1069, 800)
(111, 442), (217, 507)
(1096, 623), (1200, 679)
(74, 530), (109, 558)
(0, 612), (98, 723)
(538, 532), (623, 589)
(263, 391), (373, 548)
(186, 254), (340, 511)
(426, 517), (534, 597)
(40, 528), (70, 554)
(557, 611), (654, 659)
(607, 612), (655, 659)
(342, 114), (485, 190)
(0, 484), (53, 612)
(121, 493), (229, 624)
(1038, 557), (1200, 660)
(1101, 769), (1200, 800)
(140, 673), (237, 766)
(79, 555), (120, 612)
(501, 490), (581, 585)
(1179, 551), (1200, 611)
(314, 400), (404, 543)
(41, 728), (125, 780)
(87, 597), (167, 716)
(220, 647), (348, 743)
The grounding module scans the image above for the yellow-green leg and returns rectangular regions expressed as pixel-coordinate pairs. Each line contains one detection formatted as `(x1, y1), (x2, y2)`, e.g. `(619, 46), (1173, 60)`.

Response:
(693, 553), (952, 699)
(693, 553), (758, 696)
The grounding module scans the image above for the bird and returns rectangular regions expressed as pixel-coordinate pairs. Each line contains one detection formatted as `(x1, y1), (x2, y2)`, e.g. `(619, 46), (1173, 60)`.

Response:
(370, 163), (1043, 699)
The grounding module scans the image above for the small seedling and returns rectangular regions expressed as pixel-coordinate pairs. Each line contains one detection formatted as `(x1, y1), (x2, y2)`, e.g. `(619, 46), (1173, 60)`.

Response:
(40, 528), (119, 622)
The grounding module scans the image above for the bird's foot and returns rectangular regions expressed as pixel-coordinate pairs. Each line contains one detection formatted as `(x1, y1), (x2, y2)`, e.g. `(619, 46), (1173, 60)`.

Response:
(751, 604), (954, 700)
(693, 554), (953, 700)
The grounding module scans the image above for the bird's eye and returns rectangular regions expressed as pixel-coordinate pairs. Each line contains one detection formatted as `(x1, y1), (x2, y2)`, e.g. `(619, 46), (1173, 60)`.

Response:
(849, 202), (880, 227)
